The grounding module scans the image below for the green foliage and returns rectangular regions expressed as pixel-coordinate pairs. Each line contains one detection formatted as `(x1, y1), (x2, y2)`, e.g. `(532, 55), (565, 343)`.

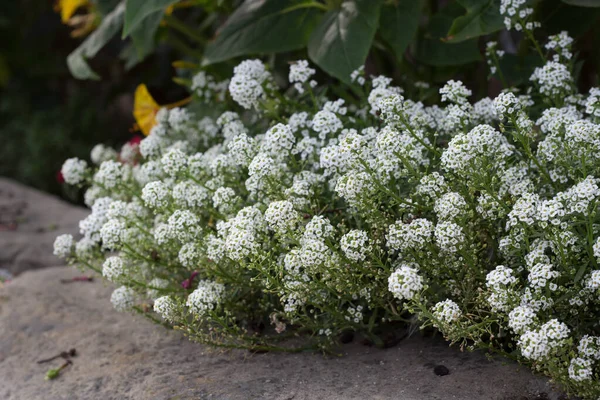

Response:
(0, 0), (174, 198)
(62, 0), (600, 91)
(67, 3), (126, 80)
(378, 0), (422, 61)
(308, 0), (383, 83)
(204, 0), (322, 65)
(415, 3), (481, 67)
(129, 10), (164, 59)
(445, 0), (504, 43)
(122, 0), (178, 37)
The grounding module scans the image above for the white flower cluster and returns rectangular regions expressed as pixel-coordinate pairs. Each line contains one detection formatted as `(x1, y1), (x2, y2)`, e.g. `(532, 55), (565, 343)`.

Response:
(518, 319), (570, 361)
(432, 299), (461, 325)
(265, 200), (300, 234)
(111, 286), (136, 312)
(530, 62), (573, 99)
(186, 280), (225, 317)
(387, 218), (433, 253)
(388, 264), (423, 300)
(102, 256), (124, 282)
(485, 41), (505, 75)
(439, 80), (471, 105)
(53, 234), (74, 259)
(289, 60), (316, 94)
(191, 71), (229, 102)
(340, 230), (371, 262)
(545, 31), (573, 62)
(442, 124), (513, 177)
(500, 0), (539, 31)
(154, 296), (178, 322)
(229, 59), (272, 109)
(57, 49), (600, 396)
(61, 158), (88, 185)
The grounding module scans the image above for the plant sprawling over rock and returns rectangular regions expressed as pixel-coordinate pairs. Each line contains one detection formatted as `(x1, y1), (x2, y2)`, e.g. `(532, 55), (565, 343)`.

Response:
(55, 17), (600, 400)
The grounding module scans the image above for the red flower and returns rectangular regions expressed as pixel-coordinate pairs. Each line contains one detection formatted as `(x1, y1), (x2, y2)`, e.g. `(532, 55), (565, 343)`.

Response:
(181, 271), (199, 289)
(128, 135), (143, 145)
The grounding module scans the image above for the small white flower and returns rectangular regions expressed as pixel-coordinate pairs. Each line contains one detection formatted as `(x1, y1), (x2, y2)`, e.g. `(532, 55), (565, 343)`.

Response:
(568, 357), (593, 381)
(265, 200), (300, 234)
(432, 299), (462, 325)
(102, 256), (125, 282)
(111, 286), (135, 312)
(53, 234), (74, 259)
(94, 160), (124, 189)
(90, 144), (117, 165)
(388, 264), (423, 300)
(61, 158), (88, 185)
(340, 230), (371, 262)
(186, 280), (225, 316)
(161, 149), (188, 176)
(154, 296), (178, 322)
(100, 219), (125, 250)
(142, 181), (170, 209)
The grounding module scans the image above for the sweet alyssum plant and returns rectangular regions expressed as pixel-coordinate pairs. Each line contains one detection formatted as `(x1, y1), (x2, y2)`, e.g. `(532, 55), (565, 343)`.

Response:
(55, 8), (600, 399)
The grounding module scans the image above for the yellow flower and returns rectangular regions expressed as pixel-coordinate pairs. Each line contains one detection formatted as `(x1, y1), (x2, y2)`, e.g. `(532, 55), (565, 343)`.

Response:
(133, 84), (191, 136)
(133, 84), (161, 136)
(56, 0), (89, 23)
(54, 0), (97, 37)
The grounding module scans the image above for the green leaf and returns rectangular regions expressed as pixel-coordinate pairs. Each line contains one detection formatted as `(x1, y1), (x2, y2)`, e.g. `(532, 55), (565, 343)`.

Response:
(445, 0), (504, 43)
(378, 0), (422, 61)
(308, 0), (383, 84)
(204, 0), (322, 65)
(122, 0), (178, 38)
(562, 0), (600, 6)
(129, 9), (163, 59)
(45, 368), (60, 380)
(67, 2), (125, 80)
(416, 3), (481, 67)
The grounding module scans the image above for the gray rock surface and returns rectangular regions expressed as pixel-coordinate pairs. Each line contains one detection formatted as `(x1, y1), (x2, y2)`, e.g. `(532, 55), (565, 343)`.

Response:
(0, 178), (87, 276)
(0, 266), (564, 400)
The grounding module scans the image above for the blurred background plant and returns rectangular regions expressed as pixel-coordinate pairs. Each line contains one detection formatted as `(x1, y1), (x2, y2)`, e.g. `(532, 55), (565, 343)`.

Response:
(2, 0), (600, 199)
(0, 0), (189, 198)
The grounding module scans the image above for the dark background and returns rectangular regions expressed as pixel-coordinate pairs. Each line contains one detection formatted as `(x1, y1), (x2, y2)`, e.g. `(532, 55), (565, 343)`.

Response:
(0, 0), (183, 199)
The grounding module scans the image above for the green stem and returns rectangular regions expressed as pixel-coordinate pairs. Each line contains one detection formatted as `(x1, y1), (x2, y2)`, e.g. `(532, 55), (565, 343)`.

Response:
(281, 2), (329, 13)
(523, 27), (545, 62)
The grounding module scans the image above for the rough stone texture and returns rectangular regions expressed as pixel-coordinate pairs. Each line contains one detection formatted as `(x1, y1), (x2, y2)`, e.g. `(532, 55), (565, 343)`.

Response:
(0, 178), (87, 276)
(0, 266), (565, 400)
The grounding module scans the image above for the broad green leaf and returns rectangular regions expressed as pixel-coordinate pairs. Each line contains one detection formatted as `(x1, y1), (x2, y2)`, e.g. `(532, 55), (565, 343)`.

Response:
(67, 2), (125, 80)
(308, 0), (383, 84)
(445, 0), (504, 43)
(378, 0), (422, 61)
(562, 0), (600, 6)
(129, 9), (163, 59)
(122, 0), (178, 38)
(416, 3), (481, 67)
(203, 0), (322, 64)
